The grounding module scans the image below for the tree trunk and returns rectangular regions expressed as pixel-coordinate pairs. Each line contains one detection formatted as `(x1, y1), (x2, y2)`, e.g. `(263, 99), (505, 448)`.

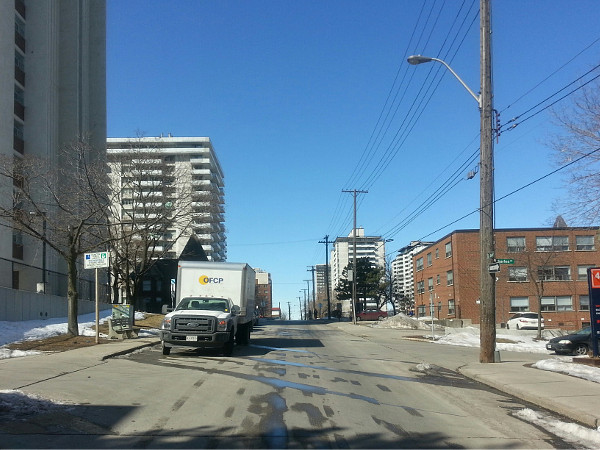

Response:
(67, 250), (79, 336)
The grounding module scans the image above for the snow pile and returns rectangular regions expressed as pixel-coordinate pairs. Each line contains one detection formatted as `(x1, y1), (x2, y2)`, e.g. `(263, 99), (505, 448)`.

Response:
(514, 408), (600, 448)
(534, 358), (600, 384)
(0, 389), (70, 419)
(0, 310), (155, 360)
(372, 313), (430, 330)
(434, 327), (549, 353)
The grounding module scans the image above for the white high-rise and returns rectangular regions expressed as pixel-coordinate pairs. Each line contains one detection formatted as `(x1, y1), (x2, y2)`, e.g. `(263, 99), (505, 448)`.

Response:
(392, 241), (433, 311)
(331, 228), (386, 297)
(0, 0), (106, 294)
(107, 136), (226, 261)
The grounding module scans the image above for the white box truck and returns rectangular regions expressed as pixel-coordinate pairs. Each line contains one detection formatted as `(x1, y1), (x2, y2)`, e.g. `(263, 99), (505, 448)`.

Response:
(159, 262), (255, 356)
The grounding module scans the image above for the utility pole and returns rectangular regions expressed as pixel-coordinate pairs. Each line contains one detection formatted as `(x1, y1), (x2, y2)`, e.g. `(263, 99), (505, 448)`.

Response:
(343, 189), (368, 325)
(319, 235), (332, 319)
(298, 296), (302, 320)
(304, 280), (311, 319)
(287, 301), (291, 320)
(479, 0), (496, 363)
(307, 266), (316, 318)
(301, 288), (308, 321)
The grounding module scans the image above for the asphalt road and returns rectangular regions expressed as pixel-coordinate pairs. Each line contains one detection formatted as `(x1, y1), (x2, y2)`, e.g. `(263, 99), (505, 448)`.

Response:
(1, 320), (573, 448)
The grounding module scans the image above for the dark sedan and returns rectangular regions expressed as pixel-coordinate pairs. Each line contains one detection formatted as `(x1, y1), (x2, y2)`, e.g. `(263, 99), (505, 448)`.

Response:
(546, 327), (599, 356)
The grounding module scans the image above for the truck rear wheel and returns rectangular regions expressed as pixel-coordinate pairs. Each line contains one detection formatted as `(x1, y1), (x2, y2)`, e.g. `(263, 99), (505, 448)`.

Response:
(162, 343), (171, 356)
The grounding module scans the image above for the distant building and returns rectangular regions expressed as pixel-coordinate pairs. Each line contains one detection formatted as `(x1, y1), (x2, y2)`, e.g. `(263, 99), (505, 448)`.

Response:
(392, 241), (433, 314)
(255, 268), (272, 317)
(107, 136), (226, 262)
(331, 228), (387, 316)
(0, 0), (106, 297)
(413, 227), (599, 330)
(315, 264), (332, 316)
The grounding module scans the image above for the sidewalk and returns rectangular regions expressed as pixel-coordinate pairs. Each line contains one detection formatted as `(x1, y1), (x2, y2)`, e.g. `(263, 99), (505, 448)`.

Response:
(332, 320), (600, 429)
(0, 337), (159, 391)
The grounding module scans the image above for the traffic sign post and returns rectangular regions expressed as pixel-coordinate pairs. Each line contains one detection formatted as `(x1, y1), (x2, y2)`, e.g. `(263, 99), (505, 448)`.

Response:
(84, 252), (110, 343)
(586, 268), (600, 358)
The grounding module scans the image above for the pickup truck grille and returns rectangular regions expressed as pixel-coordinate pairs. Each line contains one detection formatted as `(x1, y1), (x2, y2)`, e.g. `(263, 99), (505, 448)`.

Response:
(173, 316), (215, 333)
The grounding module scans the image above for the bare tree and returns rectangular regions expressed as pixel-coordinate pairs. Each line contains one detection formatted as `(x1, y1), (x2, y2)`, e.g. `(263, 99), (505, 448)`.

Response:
(106, 139), (198, 308)
(522, 236), (563, 339)
(551, 79), (600, 224)
(0, 139), (111, 336)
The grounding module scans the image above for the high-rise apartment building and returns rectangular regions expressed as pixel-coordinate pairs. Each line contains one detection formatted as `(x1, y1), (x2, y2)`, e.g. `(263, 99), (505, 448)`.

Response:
(106, 136), (226, 262)
(392, 241), (433, 313)
(0, 0), (106, 294)
(330, 228), (387, 316)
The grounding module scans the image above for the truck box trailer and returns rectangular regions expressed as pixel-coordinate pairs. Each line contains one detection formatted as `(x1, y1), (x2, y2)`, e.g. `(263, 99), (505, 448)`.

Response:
(159, 261), (255, 356)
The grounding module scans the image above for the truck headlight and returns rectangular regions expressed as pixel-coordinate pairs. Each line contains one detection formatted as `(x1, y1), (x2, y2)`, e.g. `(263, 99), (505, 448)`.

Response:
(161, 317), (172, 329)
(217, 319), (228, 331)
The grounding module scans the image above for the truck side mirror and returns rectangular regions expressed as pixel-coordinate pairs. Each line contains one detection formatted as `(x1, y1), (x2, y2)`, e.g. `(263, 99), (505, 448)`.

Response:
(231, 305), (241, 315)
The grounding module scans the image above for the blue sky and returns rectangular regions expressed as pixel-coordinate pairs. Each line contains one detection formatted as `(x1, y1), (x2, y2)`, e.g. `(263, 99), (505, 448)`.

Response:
(107, 1), (600, 319)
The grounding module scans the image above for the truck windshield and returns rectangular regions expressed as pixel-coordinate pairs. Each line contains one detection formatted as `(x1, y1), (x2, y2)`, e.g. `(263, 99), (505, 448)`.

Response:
(177, 298), (229, 312)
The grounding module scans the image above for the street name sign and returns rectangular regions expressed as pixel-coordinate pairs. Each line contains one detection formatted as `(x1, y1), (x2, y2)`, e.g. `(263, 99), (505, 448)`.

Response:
(496, 259), (514, 264)
(84, 251), (109, 269)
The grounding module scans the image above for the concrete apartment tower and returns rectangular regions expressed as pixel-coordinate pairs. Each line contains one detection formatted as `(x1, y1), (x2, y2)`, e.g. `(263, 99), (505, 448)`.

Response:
(106, 136), (226, 262)
(0, 0), (106, 294)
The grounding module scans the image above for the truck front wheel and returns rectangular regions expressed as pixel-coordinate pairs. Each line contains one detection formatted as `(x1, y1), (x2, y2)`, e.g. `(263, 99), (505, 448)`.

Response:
(223, 330), (235, 356)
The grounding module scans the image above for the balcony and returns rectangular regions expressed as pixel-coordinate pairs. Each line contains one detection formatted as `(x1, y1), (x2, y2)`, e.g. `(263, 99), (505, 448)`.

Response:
(15, 0), (26, 18)
(14, 101), (24, 120)
(13, 135), (24, 154)
(15, 31), (25, 52)
(14, 66), (25, 86)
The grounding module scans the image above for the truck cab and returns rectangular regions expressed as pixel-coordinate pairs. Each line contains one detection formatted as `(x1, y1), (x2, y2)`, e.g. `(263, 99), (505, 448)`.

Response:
(159, 297), (240, 356)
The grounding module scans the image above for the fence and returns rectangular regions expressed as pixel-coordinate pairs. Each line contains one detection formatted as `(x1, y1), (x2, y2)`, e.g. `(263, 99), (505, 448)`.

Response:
(0, 286), (112, 321)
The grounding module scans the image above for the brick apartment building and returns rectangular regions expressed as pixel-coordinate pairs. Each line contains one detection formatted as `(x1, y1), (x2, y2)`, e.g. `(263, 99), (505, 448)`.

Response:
(413, 227), (600, 330)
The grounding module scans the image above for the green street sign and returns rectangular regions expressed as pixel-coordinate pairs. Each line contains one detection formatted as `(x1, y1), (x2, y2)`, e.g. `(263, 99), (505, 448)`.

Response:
(496, 258), (514, 264)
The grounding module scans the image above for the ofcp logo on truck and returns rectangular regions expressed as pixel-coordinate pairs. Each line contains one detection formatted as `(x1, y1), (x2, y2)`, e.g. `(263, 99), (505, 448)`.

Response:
(199, 275), (224, 285)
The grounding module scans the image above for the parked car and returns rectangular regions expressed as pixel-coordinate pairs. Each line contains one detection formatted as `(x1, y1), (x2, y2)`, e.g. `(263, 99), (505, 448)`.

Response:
(546, 327), (598, 356)
(356, 309), (387, 321)
(506, 312), (543, 330)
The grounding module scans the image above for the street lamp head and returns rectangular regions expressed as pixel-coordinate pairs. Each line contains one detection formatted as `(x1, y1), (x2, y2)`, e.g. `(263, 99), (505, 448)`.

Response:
(407, 55), (434, 65)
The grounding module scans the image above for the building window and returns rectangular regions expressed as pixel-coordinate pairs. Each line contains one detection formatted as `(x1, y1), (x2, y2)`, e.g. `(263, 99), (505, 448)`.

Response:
(576, 235), (595, 251)
(142, 279), (152, 292)
(538, 266), (571, 281)
(436, 274), (440, 285)
(417, 280), (425, 294)
(445, 242), (452, 258)
(510, 296), (529, 312)
(508, 266), (527, 282)
(536, 235), (569, 252)
(541, 295), (573, 312)
(580, 295), (590, 311)
(577, 265), (594, 281)
(446, 270), (454, 286)
(435, 248), (439, 259)
(427, 252), (432, 267)
(416, 257), (423, 271)
(417, 305), (426, 317)
(448, 299), (455, 315)
(428, 277), (433, 292)
(506, 236), (525, 252)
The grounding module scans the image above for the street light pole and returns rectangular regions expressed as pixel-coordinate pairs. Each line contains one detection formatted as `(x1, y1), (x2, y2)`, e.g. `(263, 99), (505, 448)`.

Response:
(406, 0), (495, 363)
